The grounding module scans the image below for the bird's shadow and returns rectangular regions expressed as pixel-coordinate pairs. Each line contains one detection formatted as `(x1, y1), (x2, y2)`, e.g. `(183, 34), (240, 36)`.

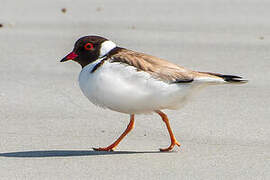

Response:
(0, 149), (167, 158)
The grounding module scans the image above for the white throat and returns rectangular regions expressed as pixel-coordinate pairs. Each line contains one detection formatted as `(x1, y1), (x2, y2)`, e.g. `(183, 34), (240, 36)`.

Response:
(99, 40), (116, 57)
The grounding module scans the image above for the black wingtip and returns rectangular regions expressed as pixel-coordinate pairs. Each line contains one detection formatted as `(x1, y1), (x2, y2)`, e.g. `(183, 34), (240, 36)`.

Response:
(173, 79), (194, 83)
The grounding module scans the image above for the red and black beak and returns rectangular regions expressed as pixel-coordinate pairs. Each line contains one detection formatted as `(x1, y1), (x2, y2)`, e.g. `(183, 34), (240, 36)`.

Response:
(60, 52), (78, 62)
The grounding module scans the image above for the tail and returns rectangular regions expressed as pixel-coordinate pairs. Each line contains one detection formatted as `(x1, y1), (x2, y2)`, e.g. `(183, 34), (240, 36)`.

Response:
(196, 72), (248, 83)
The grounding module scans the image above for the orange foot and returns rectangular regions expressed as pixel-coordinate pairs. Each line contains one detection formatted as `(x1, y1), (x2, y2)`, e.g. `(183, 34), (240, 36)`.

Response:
(160, 140), (181, 152)
(93, 146), (115, 152)
(93, 115), (135, 152)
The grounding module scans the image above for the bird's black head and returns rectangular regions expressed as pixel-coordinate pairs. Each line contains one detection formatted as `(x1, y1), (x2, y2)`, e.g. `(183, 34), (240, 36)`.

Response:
(61, 36), (116, 68)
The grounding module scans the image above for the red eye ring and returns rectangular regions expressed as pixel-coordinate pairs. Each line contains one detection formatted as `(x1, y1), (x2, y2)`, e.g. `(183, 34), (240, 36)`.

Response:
(84, 43), (94, 50)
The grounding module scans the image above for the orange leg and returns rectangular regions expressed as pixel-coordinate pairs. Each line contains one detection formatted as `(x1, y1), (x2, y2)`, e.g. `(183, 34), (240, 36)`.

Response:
(155, 110), (181, 152)
(93, 114), (135, 151)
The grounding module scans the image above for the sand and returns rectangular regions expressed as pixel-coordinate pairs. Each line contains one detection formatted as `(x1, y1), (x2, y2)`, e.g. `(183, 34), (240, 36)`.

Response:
(0, 0), (269, 179)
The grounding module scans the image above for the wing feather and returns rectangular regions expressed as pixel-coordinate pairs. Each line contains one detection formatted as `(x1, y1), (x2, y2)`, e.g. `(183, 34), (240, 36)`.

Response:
(107, 47), (194, 83)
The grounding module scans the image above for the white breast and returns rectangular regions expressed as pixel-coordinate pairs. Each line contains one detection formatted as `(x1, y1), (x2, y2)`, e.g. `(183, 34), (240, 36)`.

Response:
(79, 59), (199, 114)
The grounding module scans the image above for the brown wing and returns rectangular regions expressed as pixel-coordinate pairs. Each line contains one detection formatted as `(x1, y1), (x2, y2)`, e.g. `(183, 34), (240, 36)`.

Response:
(107, 47), (194, 83)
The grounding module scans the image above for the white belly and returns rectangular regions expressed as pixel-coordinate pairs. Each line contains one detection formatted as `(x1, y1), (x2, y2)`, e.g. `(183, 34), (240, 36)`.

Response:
(79, 60), (196, 114)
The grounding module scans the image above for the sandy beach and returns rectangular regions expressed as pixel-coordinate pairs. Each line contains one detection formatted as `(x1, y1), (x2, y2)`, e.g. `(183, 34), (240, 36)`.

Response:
(0, 0), (269, 179)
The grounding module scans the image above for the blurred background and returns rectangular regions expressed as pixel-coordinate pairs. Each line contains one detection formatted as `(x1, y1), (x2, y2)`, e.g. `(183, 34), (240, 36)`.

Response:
(0, 0), (269, 179)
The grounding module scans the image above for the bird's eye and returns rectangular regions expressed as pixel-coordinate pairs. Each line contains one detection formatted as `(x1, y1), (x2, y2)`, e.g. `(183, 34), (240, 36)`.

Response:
(84, 43), (94, 51)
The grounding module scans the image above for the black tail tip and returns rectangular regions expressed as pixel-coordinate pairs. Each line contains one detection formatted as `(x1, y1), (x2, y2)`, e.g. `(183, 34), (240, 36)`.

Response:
(220, 75), (248, 83)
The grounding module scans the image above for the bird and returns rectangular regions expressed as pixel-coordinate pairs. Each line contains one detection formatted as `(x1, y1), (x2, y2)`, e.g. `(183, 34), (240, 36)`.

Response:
(60, 35), (247, 152)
